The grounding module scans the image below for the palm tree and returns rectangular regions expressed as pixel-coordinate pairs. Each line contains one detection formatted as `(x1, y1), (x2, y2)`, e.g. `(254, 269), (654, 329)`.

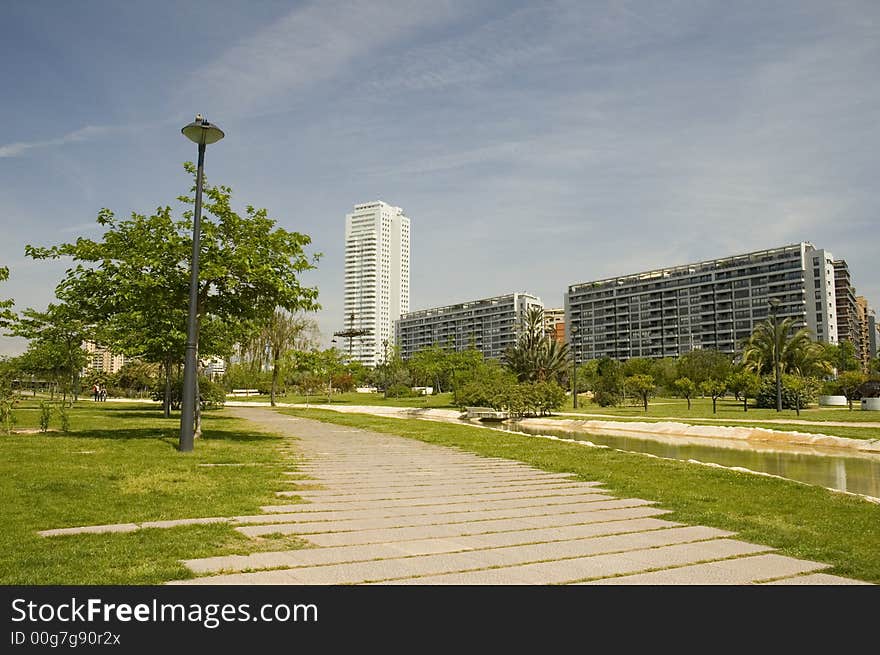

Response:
(503, 307), (570, 383)
(741, 317), (828, 377)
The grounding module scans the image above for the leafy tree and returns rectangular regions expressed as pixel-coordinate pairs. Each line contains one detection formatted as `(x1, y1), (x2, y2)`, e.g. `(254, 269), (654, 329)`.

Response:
(591, 357), (624, 407)
(672, 377), (697, 410)
(260, 310), (318, 406)
(503, 307), (570, 383)
(0, 266), (14, 327)
(699, 378), (727, 414)
(25, 164), (320, 422)
(725, 370), (761, 412)
(837, 371), (868, 410)
(822, 341), (861, 375)
(649, 357), (678, 392)
(625, 374), (655, 412)
(755, 375), (820, 410)
(7, 303), (89, 404)
(408, 344), (451, 393)
(677, 349), (732, 386)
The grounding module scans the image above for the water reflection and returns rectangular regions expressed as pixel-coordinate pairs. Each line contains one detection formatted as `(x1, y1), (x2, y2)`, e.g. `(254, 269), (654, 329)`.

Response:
(502, 423), (880, 501)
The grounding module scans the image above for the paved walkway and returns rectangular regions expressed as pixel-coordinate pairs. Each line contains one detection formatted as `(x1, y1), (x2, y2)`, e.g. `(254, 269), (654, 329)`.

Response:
(169, 407), (865, 585)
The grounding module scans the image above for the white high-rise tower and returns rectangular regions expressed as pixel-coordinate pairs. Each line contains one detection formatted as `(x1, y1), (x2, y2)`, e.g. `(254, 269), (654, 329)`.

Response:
(343, 201), (410, 367)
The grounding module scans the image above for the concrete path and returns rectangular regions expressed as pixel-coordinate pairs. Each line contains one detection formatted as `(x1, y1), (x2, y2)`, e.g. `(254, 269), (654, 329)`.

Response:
(171, 406), (868, 585)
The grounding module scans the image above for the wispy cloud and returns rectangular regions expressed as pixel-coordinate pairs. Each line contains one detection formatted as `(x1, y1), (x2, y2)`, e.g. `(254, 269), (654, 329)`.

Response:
(0, 125), (117, 158)
(182, 0), (465, 117)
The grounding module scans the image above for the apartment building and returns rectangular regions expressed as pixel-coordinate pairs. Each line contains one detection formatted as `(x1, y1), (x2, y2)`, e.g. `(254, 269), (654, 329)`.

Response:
(564, 243), (839, 363)
(396, 293), (543, 360)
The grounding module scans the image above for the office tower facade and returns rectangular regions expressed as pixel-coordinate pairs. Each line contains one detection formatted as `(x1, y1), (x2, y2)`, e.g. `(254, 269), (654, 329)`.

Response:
(565, 243), (838, 363)
(343, 201), (410, 367)
(396, 293), (543, 360)
(82, 341), (126, 374)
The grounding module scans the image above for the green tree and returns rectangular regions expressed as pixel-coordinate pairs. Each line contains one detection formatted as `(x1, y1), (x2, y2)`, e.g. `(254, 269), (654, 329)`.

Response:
(822, 341), (861, 374)
(408, 344), (451, 393)
(726, 370), (761, 412)
(260, 310), (318, 406)
(0, 266), (14, 327)
(592, 357), (624, 407)
(25, 165), (320, 420)
(503, 307), (569, 383)
(625, 374), (655, 412)
(837, 371), (868, 411)
(741, 317), (818, 377)
(7, 303), (89, 404)
(699, 378), (727, 414)
(672, 377), (697, 410)
(677, 349), (731, 386)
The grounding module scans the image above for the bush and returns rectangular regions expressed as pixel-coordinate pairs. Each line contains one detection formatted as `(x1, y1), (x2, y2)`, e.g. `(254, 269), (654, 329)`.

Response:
(385, 384), (419, 399)
(755, 375), (819, 409)
(151, 376), (226, 410)
(39, 401), (51, 432)
(592, 390), (619, 407)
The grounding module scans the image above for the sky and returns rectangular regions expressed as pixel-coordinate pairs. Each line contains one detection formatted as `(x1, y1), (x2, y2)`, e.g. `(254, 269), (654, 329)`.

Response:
(1, 0), (878, 355)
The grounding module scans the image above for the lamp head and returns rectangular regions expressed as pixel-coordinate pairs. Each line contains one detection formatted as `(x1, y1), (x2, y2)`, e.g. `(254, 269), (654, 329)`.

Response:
(182, 115), (225, 145)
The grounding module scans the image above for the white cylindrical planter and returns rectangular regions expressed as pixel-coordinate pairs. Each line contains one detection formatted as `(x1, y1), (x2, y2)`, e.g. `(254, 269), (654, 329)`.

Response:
(819, 395), (848, 407)
(861, 398), (880, 411)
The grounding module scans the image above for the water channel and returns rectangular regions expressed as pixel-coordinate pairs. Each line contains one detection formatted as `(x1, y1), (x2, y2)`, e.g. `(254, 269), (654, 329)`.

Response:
(498, 422), (880, 501)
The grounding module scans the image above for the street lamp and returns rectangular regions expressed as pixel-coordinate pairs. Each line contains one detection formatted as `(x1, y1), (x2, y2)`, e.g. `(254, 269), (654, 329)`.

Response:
(179, 115), (225, 452)
(571, 325), (579, 409)
(768, 298), (782, 412)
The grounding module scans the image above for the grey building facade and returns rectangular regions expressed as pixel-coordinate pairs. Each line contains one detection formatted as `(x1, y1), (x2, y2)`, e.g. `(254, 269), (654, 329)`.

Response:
(396, 293), (543, 360)
(565, 243), (838, 363)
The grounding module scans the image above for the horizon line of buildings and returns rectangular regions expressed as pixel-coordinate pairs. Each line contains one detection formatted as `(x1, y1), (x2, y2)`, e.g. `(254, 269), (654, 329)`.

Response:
(340, 201), (877, 371)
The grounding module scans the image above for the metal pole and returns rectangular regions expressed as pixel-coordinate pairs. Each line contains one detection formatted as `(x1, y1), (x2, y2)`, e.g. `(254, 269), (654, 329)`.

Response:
(772, 307), (782, 412)
(179, 142), (205, 452)
(571, 327), (578, 409)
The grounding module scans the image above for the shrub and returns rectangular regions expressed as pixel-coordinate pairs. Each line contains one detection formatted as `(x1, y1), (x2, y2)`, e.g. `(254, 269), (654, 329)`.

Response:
(58, 403), (70, 432)
(39, 401), (52, 432)
(755, 375), (819, 409)
(385, 384), (419, 399)
(592, 390), (619, 407)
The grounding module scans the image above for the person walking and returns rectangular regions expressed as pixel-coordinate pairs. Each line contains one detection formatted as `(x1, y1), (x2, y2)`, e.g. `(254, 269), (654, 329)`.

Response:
(92, 383), (99, 402)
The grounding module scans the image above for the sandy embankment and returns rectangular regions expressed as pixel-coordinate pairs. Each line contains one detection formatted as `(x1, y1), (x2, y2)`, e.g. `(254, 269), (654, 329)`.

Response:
(234, 401), (880, 455)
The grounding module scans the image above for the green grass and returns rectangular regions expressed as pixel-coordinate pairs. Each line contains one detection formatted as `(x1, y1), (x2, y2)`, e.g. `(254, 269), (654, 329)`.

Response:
(0, 401), (304, 584)
(565, 395), (880, 423)
(281, 408), (880, 584)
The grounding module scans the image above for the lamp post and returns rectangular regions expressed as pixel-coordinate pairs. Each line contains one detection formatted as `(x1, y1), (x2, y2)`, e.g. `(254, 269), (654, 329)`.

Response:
(179, 115), (224, 452)
(768, 298), (782, 413)
(571, 325), (579, 409)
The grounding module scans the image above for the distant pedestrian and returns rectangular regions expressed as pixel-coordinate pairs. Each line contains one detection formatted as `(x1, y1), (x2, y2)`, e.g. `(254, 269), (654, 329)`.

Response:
(99, 385), (107, 402)
(92, 383), (99, 402)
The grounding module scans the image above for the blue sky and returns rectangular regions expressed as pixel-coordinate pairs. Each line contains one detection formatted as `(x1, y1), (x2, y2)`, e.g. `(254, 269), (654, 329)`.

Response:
(1, 0), (878, 355)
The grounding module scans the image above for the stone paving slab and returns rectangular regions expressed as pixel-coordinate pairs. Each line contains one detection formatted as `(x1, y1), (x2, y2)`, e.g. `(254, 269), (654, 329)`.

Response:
(184, 517), (684, 574)
(233, 492), (616, 525)
(583, 553), (829, 584)
(278, 480), (603, 501)
(262, 485), (609, 513)
(237, 498), (656, 537)
(373, 539), (771, 585)
(176, 526), (734, 585)
(297, 506), (672, 547)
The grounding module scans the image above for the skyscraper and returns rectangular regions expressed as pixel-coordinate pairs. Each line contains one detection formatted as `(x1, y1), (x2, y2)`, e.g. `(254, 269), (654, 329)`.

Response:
(343, 201), (410, 367)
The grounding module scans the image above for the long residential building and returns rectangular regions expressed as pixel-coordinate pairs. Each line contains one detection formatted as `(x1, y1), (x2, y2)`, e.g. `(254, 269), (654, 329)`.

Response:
(834, 260), (861, 359)
(343, 201), (410, 367)
(565, 243), (839, 363)
(396, 293), (543, 360)
(83, 341), (126, 374)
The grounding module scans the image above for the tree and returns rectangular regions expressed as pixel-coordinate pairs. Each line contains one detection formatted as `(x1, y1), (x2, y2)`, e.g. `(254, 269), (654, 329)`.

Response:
(672, 377), (697, 410)
(0, 266), (14, 327)
(677, 349), (731, 386)
(7, 303), (90, 404)
(625, 374), (655, 412)
(822, 341), (861, 375)
(408, 344), (451, 393)
(726, 370), (761, 412)
(503, 307), (570, 383)
(699, 378), (727, 414)
(25, 164), (320, 422)
(592, 357), (624, 407)
(741, 317), (819, 377)
(837, 371), (868, 411)
(260, 310), (318, 406)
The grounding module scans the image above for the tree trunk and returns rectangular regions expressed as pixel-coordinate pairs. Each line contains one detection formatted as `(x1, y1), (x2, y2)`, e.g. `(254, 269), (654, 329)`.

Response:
(163, 358), (172, 418)
(743, 396), (748, 412)
(712, 397), (717, 414)
(271, 354), (279, 407)
(643, 395), (648, 412)
(194, 377), (202, 440)
(687, 396), (691, 410)
(795, 395), (800, 416)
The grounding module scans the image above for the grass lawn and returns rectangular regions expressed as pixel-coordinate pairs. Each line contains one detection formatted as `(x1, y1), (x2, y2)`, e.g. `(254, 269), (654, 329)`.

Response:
(253, 390), (457, 408)
(282, 407), (880, 584)
(565, 395), (880, 423)
(0, 400), (303, 585)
